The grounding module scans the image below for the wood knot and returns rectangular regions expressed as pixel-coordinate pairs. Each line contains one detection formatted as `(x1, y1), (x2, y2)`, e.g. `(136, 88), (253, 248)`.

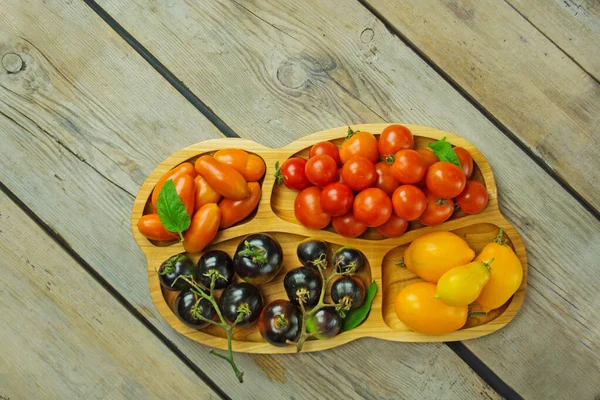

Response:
(276, 61), (307, 89)
(360, 28), (374, 43)
(2, 53), (25, 74)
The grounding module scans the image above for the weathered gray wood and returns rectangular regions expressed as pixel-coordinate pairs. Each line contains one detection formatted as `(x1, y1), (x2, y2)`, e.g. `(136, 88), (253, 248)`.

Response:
(0, 0), (501, 398)
(361, 0), (600, 210)
(93, 0), (600, 397)
(507, 0), (600, 79)
(0, 193), (219, 399)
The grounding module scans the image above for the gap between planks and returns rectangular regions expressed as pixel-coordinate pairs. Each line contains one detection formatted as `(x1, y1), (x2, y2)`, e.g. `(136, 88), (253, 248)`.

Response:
(0, 180), (232, 400)
(502, 0), (599, 85)
(356, 0), (600, 222)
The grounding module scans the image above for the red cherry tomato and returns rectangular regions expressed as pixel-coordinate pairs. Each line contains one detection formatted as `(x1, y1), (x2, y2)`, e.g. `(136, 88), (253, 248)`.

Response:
(425, 162), (466, 198)
(309, 141), (341, 166)
(340, 130), (379, 164)
(374, 161), (400, 196)
(414, 148), (439, 189)
(391, 149), (426, 184)
(376, 214), (409, 238)
(378, 125), (414, 157)
(337, 168), (344, 183)
(454, 147), (474, 178)
(275, 158), (311, 191)
(341, 156), (377, 191)
(294, 187), (332, 229)
(456, 180), (488, 214)
(305, 154), (338, 187)
(419, 191), (455, 226)
(391, 185), (427, 221)
(353, 188), (392, 227)
(332, 212), (368, 238)
(415, 148), (439, 170)
(320, 182), (354, 217)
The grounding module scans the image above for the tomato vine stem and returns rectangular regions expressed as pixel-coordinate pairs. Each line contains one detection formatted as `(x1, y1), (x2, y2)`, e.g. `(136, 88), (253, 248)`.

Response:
(175, 273), (245, 383)
(289, 256), (356, 352)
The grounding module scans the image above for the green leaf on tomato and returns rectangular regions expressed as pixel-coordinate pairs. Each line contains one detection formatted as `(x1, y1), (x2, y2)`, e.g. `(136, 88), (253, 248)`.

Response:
(156, 179), (191, 241)
(342, 281), (377, 332)
(428, 137), (461, 168)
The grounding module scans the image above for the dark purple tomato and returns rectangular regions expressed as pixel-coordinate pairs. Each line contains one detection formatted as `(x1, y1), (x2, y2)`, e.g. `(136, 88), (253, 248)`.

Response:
(283, 267), (323, 308)
(196, 250), (234, 289)
(175, 289), (216, 329)
(219, 282), (263, 326)
(333, 247), (366, 274)
(258, 300), (302, 346)
(158, 253), (197, 291)
(297, 238), (330, 269)
(306, 308), (341, 339)
(331, 276), (366, 310)
(234, 234), (283, 284)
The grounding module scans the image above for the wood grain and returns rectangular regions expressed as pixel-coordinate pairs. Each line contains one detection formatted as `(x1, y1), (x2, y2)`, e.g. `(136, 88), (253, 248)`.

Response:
(132, 126), (528, 352)
(105, 0), (600, 208)
(363, 0), (600, 210)
(0, 191), (219, 399)
(0, 1), (502, 398)
(506, 0), (600, 79)
(89, 0), (600, 397)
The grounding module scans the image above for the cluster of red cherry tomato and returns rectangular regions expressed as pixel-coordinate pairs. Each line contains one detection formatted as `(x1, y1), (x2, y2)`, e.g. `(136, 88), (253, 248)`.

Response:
(275, 125), (489, 238)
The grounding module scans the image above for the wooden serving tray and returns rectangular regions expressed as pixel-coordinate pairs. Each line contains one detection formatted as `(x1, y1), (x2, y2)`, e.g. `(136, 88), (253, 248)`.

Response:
(131, 124), (527, 353)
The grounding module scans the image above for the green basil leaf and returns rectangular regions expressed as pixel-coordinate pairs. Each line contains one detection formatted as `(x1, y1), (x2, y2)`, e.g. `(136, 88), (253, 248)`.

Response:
(156, 179), (191, 240)
(342, 281), (377, 332)
(428, 137), (461, 168)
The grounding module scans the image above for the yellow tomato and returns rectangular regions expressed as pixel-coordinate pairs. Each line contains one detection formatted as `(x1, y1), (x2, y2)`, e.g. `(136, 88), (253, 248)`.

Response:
(403, 231), (475, 282)
(435, 261), (491, 306)
(394, 282), (468, 334)
(475, 230), (523, 312)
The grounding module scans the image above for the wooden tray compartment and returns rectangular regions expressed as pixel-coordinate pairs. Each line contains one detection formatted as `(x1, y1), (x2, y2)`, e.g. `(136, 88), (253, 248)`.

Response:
(131, 124), (528, 353)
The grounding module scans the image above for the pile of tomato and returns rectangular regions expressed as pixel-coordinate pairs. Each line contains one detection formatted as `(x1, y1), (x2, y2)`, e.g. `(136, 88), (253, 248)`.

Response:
(137, 149), (266, 252)
(395, 229), (523, 334)
(276, 125), (489, 237)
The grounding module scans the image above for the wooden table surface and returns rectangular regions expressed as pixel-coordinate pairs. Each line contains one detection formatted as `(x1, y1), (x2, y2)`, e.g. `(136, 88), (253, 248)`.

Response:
(0, 1), (598, 399)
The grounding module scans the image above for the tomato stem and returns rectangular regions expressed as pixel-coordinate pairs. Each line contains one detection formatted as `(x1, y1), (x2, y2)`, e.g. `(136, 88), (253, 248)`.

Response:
(482, 258), (495, 271)
(345, 126), (359, 141)
(290, 255), (357, 352)
(237, 241), (267, 264)
(273, 161), (284, 185)
(494, 227), (505, 245)
(174, 273), (245, 383)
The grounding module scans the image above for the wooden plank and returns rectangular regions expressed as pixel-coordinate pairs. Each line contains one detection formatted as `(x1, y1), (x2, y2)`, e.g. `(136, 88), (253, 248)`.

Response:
(91, 0), (600, 398)
(0, 0), (501, 398)
(360, 0), (600, 210)
(0, 193), (219, 398)
(506, 0), (600, 79)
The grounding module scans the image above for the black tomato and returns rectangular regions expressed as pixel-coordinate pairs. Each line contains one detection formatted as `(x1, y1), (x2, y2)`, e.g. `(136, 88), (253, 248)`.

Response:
(258, 300), (302, 346)
(283, 267), (322, 308)
(197, 250), (234, 290)
(331, 276), (366, 310)
(158, 253), (197, 291)
(219, 282), (263, 326)
(306, 308), (341, 339)
(174, 289), (216, 329)
(333, 246), (366, 274)
(297, 238), (330, 269)
(234, 234), (283, 284)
